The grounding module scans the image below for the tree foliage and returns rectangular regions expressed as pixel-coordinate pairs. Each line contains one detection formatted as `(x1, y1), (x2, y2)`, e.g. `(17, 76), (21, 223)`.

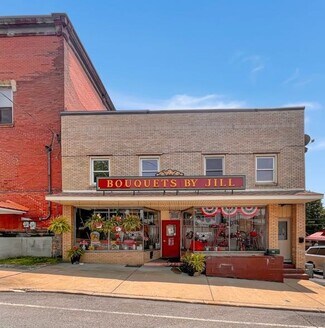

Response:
(306, 200), (325, 234)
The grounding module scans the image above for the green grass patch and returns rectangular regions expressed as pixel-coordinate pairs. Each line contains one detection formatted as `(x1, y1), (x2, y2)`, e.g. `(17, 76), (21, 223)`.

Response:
(0, 256), (61, 266)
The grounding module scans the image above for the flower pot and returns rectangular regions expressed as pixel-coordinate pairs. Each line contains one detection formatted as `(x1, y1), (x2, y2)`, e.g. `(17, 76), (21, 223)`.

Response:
(71, 254), (81, 264)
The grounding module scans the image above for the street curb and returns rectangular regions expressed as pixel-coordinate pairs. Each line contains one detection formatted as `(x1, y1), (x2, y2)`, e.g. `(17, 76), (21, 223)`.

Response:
(1, 288), (325, 313)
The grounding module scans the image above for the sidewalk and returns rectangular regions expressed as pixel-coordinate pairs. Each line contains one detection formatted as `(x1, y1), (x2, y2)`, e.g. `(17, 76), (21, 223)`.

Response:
(0, 263), (324, 312)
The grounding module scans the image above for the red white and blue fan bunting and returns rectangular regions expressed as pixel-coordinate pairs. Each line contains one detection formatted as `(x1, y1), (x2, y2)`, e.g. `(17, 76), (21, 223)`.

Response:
(201, 207), (220, 217)
(221, 207), (238, 217)
(239, 207), (259, 217)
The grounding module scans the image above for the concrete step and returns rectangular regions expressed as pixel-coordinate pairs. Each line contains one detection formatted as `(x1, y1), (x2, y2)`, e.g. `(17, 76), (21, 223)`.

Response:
(284, 273), (309, 280)
(283, 263), (295, 269)
(283, 268), (305, 274)
(144, 259), (182, 267)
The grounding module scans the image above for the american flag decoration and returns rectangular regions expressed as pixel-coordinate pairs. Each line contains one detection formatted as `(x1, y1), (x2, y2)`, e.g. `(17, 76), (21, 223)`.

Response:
(201, 207), (220, 217)
(239, 207), (259, 217)
(221, 207), (238, 217)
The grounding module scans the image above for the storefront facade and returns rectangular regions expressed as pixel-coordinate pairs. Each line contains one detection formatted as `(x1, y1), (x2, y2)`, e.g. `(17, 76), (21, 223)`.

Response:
(47, 107), (322, 270)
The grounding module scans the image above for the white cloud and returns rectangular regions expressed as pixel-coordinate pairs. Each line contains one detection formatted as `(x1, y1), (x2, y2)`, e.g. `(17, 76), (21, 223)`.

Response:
(113, 93), (246, 110)
(282, 102), (322, 111)
(251, 65), (264, 74)
(242, 55), (265, 77)
(282, 68), (300, 85)
(282, 68), (314, 87)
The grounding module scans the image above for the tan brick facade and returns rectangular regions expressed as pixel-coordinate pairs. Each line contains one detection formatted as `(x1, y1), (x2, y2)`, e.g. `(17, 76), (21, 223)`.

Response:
(61, 109), (305, 191)
(55, 108), (321, 268)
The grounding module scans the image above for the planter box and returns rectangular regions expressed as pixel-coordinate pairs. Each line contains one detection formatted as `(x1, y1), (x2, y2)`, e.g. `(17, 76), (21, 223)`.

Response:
(206, 255), (283, 282)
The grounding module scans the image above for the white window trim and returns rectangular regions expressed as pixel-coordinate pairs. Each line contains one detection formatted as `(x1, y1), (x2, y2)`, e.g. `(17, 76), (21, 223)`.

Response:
(139, 157), (160, 177)
(255, 155), (277, 184)
(204, 155), (225, 176)
(0, 86), (13, 125)
(90, 158), (110, 186)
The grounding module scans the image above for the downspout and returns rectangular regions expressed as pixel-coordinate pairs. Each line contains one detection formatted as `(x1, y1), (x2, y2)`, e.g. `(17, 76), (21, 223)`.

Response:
(41, 132), (56, 221)
(44, 144), (52, 219)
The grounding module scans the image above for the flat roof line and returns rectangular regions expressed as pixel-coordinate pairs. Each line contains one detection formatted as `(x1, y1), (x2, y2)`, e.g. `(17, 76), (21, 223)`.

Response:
(61, 106), (305, 116)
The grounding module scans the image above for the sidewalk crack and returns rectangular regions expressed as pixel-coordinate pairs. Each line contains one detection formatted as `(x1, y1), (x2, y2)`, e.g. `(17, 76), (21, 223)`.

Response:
(110, 267), (140, 294)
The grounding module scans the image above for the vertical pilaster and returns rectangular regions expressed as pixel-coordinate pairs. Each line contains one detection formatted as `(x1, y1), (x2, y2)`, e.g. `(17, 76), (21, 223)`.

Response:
(292, 204), (305, 269)
(268, 204), (279, 249)
(62, 205), (74, 261)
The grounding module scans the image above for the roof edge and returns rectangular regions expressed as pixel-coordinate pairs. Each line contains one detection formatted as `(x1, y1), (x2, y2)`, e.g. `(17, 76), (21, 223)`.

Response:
(0, 13), (116, 111)
(60, 106), (305, 116)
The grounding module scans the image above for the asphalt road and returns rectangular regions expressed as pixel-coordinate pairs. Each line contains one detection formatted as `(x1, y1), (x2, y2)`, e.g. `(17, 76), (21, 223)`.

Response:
(0, 292), (324, 328)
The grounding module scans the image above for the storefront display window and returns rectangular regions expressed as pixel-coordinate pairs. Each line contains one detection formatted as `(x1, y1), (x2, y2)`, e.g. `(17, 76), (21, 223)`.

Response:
(182, 207), (266, 252)
(75, 208), (160, 251)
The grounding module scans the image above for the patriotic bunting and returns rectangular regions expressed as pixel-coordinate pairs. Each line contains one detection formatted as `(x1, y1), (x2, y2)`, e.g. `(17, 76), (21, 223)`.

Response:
(239, 207), (259, 217)
(201, 207), (220, 217)
(221, 207), (238, 217)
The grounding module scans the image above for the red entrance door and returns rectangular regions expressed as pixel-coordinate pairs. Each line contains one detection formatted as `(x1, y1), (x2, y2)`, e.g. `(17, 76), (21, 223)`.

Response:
(162, 220), (180, 258)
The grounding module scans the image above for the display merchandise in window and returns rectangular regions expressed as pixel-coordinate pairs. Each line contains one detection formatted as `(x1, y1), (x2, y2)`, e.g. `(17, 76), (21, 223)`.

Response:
(75, 208), (160, 251)
(182, 207), (266, 252)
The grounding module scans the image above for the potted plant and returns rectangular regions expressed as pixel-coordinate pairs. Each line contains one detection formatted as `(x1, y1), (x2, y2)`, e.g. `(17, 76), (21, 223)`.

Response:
(48, 215), (71, 257)
(67, 245), (85, 264)
(122, 214), (141, 232)
(180, 252), (206, 276)
(85, 213), (104, 232)
(48, 215), (71, 234)
(102, 216), (119, 250)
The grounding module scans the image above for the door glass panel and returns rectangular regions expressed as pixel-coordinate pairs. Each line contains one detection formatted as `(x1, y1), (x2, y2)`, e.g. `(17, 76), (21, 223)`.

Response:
(166, 224), (176, 236)
(168, 238), (174, 246)
(278, 221), (288, 240)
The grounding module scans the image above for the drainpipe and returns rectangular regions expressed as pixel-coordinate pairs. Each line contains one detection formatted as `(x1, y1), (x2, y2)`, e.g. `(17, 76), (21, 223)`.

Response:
(40, 132), (56, 221)
(44, 144), (52, 219)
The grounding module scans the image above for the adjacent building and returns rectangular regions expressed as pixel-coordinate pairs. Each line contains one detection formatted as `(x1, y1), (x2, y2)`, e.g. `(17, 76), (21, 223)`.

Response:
(0, 13), (115, 234)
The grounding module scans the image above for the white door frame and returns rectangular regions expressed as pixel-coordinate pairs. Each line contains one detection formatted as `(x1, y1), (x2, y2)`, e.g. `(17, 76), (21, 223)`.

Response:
(278, 218), (291, 262)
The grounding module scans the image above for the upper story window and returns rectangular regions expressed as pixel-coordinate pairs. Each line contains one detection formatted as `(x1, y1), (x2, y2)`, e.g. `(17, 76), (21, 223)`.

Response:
(91, 159), (110, 185)
(205, 157), (224, 176)
(140, 158), (159, 177)
(0, 87), (13, 125)
(256, 156), (276, 183)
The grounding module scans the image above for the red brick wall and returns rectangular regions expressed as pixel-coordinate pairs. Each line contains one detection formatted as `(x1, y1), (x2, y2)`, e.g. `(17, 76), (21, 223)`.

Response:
(64, 42), (106, 110)
(0, 34), (110, 232)
(0, 35), (64, 229)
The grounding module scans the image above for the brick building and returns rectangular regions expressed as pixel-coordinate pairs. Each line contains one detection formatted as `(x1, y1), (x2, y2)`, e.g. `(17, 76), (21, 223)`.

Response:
(47, 108), (323, 273)
(0, 14), (115, 234)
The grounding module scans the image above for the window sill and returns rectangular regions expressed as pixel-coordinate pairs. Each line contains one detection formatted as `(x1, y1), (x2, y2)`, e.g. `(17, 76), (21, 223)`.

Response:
(255, 182), (277, 186)
(0, 123), (14, 128)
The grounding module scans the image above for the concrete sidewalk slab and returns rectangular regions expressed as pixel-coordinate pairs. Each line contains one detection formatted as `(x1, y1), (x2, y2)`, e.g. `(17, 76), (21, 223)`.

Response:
(113, 266), (212, 301)
(208, 276), (325, 311)
(0, 263), (324, 312)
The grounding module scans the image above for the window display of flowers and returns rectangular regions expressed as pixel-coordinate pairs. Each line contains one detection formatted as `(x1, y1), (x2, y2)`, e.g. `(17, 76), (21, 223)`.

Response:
(85, 213), (104, 232)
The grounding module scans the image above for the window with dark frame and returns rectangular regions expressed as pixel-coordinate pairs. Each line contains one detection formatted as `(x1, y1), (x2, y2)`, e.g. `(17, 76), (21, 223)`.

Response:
(92, 159), (109, 184)
(0, 87), (13, 125)
(205, 157), (224, 176)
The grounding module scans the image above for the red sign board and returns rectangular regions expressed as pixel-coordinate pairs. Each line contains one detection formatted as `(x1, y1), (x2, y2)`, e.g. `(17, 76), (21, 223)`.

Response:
(97, 176), (245, 191)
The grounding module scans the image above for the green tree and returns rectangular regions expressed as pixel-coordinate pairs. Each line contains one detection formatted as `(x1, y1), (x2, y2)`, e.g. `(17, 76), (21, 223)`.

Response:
(306, 200), (325, 234)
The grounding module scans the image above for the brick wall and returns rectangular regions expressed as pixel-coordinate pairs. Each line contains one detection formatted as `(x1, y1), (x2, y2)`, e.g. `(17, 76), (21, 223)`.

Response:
(0, 33), (111, 230)
(292, 204), (306, 269)
(268, 204), (279, 250)
(61, 109), (305, 191)
(0, 35), (64, 227)
(64, 42), (106, 111)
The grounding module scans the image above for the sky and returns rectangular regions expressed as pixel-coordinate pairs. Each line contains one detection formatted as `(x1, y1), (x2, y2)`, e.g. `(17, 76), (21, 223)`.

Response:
(2, 0), (325, 197)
